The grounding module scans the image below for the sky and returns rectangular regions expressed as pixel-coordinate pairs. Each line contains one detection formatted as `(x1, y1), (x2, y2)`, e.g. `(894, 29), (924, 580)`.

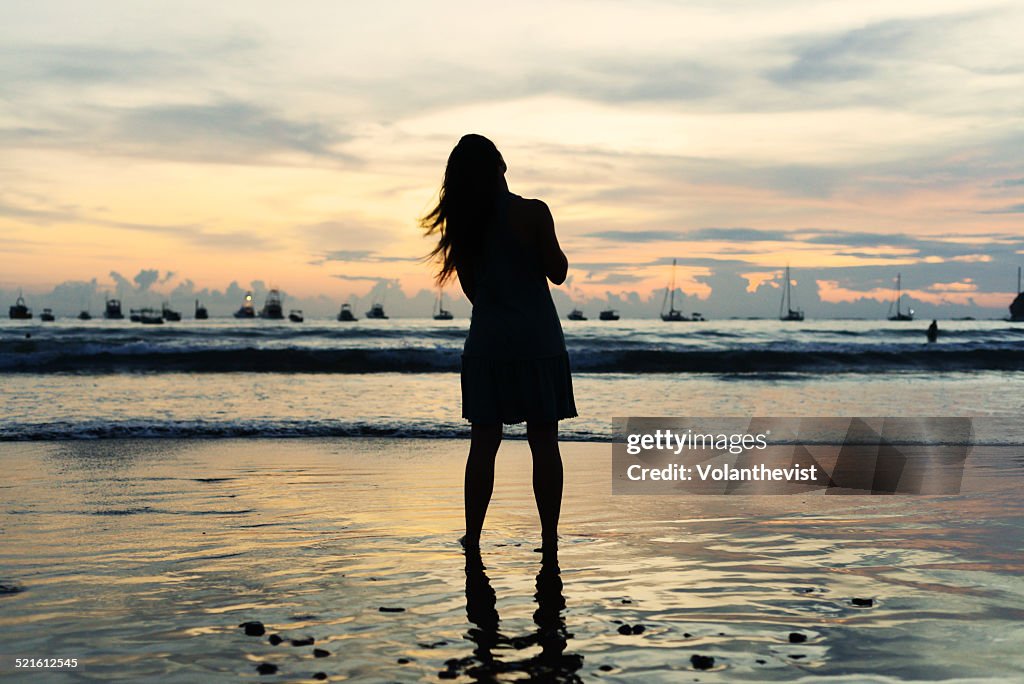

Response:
(2, 0), (1023, 318)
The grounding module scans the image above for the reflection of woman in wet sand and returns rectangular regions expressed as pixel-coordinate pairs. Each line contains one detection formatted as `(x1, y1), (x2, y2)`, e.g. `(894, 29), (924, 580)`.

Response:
(445, 549), (582, 681)
(423, 134), (577, 551)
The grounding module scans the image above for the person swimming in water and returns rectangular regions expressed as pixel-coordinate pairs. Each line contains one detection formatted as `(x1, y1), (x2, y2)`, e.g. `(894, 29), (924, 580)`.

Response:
(927, 319), (938, 343)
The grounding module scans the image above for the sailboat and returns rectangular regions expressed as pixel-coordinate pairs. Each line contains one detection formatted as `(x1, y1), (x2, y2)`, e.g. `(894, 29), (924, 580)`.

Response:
(779, 265), (804, 321)
(887, 273), (914, 321)
(660, 259), (703, 321)
(433, 288), (453, 320)
(1009, 267), (1024, 322)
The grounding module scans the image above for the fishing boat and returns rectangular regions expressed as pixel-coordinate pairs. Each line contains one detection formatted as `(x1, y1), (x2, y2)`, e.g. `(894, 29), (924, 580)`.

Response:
(1010, 267), (1024, 322)
(234, 292), (255, 318)
(433, 288), (454, 320)
(887, 273), (914, 321)
(194, 299), (208, 320)
(338, 303), (358, 321)
(660, 259), (703, 321)
(599, 309), (620, 321)
(9, 294), (32, 319)
(365, 303), (388, 319)
(104, 297), (125, 320)
(139, 308), (163, 325)
(779, 265), (804, 321)
(567, 308), (587, 321)
(162, 302), (182, 322)
(129, 308), (142, 322)
(260, 289), (284, 319)
(288, 310), (304, 323)
(40, 308), (55, 322)
(78, 310), (92, 321)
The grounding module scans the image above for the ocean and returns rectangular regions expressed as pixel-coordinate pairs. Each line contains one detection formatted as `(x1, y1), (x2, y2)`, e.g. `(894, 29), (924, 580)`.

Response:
(3, 317), (1023, 442)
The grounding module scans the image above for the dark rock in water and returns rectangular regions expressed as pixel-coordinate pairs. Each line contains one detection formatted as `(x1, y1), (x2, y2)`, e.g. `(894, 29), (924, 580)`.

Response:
(313, 648), (330, 658)
(788, 632), (807, 643)
(851, 598), (874, 607)
(790, 654), (806, 660)
(756, 659), (766, 664)
(690, 654), (715, 670)
(397, 658), (411, 664)
(631, 624), (646, 634)
(379, 606), (405, 613)
(290, 637), (315, 647)
(239, 621), (265, 636)
(612, 619), (623, 624)
(683, 633), (692, 638)
(313, 673), (327, 681)
(617, 624), (632, 635)
(255, 663), (277, 675)
(599, 664), (614, 671)
(621, 599), (632, 604)
(268, 634), (283, 645)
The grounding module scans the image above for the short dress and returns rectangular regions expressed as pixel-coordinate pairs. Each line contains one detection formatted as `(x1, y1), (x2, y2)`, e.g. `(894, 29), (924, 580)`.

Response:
(461, 192), (577, 425)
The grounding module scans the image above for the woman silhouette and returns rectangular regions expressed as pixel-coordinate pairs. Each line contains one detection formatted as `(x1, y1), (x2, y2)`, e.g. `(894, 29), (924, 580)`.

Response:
(423, 134), (577, 551)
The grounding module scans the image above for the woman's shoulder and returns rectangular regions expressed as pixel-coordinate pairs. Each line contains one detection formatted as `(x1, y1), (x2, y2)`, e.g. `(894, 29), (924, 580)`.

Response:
(507, 193), (552, 222)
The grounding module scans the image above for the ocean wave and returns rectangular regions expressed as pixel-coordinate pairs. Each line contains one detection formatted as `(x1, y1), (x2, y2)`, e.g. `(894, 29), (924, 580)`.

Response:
(3, 345), (1024, 374)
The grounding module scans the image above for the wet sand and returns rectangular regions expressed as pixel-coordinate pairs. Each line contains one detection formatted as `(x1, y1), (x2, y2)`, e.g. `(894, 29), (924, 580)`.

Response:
(1, 438), (1023, 682)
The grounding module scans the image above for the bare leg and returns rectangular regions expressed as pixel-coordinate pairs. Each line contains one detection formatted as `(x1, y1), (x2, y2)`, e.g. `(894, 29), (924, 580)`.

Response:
(527, 421), (563, 549)
(463, 422), (502, 548)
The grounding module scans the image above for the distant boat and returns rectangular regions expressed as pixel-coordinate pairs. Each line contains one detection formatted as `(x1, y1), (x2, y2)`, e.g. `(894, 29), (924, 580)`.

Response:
(162, 302), (182, 322)
(139, 307), (163, 325)
(194, 299), (208, 320)
(9, 293), (32, 320)
(433, 288), (453, 320)
(366, 303), (388, 319)
(1010, 267), (1024, 322)
(661, 259), (703, 321)
(779, 265), (804, 321)
(567, 308), (587, 321)
(260, 289), (284, 319)
(288, 310), (304, 323)
(599, 309), (620, 321)
(690, 312), (706, 322)
(234, 291), (255, 318)
(104, 297), (124, 320)
(40, 308), (55, 322)
(129, 308), (142, 322)
(338, 303), (358, 321)
(887, 273), (914, 321)
(78, 310), (92, 321)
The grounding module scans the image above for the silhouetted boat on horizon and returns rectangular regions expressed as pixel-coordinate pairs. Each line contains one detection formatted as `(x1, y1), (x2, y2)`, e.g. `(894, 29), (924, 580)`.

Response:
(599, 309), (620, 320)
(234, 292), (255, 318)
(779, 265), (804, 321)
(78, 310), (92, 320)
(338, 303), (357, 321)
(162, 302), (182, 322)
(104, 297), (124, 320)
(40, 308), (55, 321)
(433, 288), (453, 320)
(288, 310), (304, 323)
(260, 289), (284, 319)
(366, 303), (388, 319)
(661, 259), (703, 321)
(139, 308), (163, 325)
(9, 293), (32, 320)
(887, 273), (914, 321)
(1010, 267), (1024, 322)
(195, 299), (208, 320)
(567, 308), (587, 321)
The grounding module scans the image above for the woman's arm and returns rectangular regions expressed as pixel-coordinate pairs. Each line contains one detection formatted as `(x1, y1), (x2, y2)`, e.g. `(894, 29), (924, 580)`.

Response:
(533, 200), (568, 285)
(455, 260), (476, 304)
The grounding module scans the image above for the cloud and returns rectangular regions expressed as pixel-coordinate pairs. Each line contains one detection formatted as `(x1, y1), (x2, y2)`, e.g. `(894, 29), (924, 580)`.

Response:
(321, 249), (420, 263)
(979, 203), (1024, 214)
(133, 269), (160, 291)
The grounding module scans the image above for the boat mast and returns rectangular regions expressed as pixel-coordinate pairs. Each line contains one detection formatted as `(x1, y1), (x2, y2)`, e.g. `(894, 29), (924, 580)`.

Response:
(895, 273), (902, 316)
(783, 265), (792, 315)
(669, 259), (677, 312)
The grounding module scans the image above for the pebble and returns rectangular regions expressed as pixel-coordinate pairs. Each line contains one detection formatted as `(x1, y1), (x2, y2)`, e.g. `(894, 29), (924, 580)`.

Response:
(313, 648), (330, 658)
(379, 606), (406, 613)
(631, 625), (646, 635)
(313, 673), (327, 681)
(239, 621), (265, 637)
(397, 658), (411, 664)
(851, 598), (874, 607)
(268, 634), (283, 645)
(756, 659), (766, 664)
(290, 637), (315, 647)
(788, 632), (807, 643)
(690, 654), (715, 670)
(599, 665), (614, 672)
(683, 632), (692, 638)
(255, 663), (277, 675)
(790, 654), (806, 660)
(621, 599), (632, 604)
(617, 625), (632, 635)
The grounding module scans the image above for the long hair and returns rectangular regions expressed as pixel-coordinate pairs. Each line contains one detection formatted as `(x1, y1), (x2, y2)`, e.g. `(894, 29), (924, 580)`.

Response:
(421, 134), (504, 286)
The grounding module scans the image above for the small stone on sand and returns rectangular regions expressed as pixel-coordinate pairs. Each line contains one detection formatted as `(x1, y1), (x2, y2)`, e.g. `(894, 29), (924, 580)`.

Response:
(397, 658), (411, 664)
(290, 637), (315, 647)
(268, 634), (283, 645)
(851, 598), (874, 607)
(617, 625), (632, 635)
(255, 663), (277, 675)
(313, 648), (330, 658)
(379, 606), (405, 613)
(621, 599), (632, 604)
(788, 632), (807, 643)
(690, 654), (715, 670)
(239, 621), (265, 636)
(313, 673), (327, 681)
(631, 624), (645, 634)
(599, 664), (614, 671)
